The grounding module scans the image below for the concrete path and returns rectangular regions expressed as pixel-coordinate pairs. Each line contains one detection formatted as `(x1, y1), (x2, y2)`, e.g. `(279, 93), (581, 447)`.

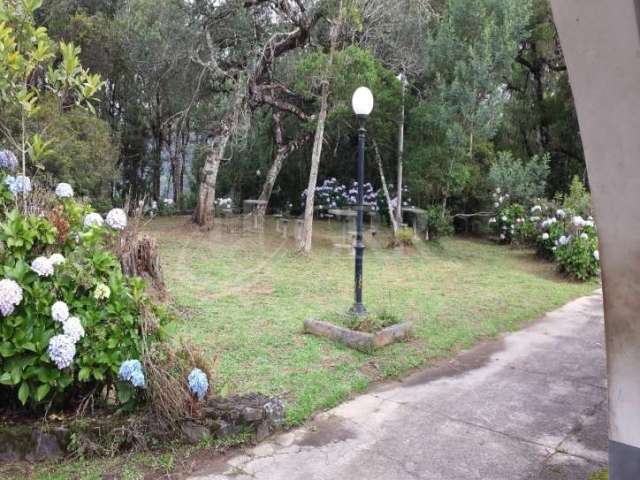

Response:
(190, 293), (608, 480)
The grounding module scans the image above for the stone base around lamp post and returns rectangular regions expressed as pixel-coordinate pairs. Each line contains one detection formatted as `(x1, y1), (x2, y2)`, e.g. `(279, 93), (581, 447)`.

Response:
(303, 318), (413, 353)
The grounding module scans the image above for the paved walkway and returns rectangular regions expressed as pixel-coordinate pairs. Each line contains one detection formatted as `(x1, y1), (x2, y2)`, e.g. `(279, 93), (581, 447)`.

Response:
(190, 293), (608, 480)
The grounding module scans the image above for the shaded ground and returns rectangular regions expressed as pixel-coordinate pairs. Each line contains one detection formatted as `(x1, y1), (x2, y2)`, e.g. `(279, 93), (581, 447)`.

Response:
(188, 293), (608, 480)
(148, 216), (596, 425)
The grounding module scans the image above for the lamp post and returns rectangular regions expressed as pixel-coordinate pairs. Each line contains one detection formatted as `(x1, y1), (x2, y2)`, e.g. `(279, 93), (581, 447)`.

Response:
(350, 87), (374, 317)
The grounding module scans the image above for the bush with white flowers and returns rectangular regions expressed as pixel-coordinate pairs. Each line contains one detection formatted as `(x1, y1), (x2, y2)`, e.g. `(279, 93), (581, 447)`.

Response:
(488, 185), (599, 280)
(106, 208), (128, 230)
(301, 178), (386, 214)
(55, 182), (74, 198)
(0, 169), (164, 408)
(84, 212), (104, 228)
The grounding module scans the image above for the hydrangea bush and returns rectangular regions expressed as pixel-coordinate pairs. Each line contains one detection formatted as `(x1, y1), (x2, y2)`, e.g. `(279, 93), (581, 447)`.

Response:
(301, 178), (380, 212)
(0, 167), (163, 408)
(488, 186), (600, 280)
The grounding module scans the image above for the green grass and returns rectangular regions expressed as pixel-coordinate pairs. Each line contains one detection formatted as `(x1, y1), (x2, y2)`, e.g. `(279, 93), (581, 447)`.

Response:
(5, 216), (597, 479)
(589, 469), (608, 480)
(150, 216), (596, 425)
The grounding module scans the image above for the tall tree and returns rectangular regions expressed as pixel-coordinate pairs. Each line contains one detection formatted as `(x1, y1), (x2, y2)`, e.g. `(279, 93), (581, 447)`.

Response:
(192, 0), (315, 228)
(497, 0), (584, 195)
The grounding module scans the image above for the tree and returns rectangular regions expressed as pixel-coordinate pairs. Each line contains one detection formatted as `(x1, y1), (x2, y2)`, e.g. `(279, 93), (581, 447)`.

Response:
(405, 0), (531, 209)
(0, 0), (103, 184)
(497, 0), (585, 195)
(191, 0), (315, 228)
(33, 97), (118, 207)
(293, 42), (400, 249)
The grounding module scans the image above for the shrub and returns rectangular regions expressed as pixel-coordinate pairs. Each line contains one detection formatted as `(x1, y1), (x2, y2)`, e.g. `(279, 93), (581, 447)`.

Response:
(0, 171), (164, 409)
(301, 178), (380, 212)
(561, 176), (591, 217)
(395, 227), (414, 246)
(488, 191), (600, 281)
(421, 206), (454, 240)
(488, 151), (550, 203)
(553, 216), (599, 281)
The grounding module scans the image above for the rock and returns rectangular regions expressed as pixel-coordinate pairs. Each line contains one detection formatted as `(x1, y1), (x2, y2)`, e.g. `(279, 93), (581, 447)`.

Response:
(241, 407), (264, 422)
(256, 422), (271, 442)
(29, 430), (66, 461)
(203, 393), (286, 442)
(181, 421), (211, 444)
(0, 426), (68, 462)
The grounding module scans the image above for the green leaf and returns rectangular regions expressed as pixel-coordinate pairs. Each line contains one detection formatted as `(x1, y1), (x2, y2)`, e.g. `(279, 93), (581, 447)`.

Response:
(0, 372), (15, 385)
(35, 383), (50, 402)
(18, 382), (30, 405)
(78, 367), (91, 382)
(0, 342), (14, 357)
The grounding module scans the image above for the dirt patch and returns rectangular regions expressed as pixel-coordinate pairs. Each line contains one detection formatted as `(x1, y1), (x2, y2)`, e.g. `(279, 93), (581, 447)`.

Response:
(298, 415), (356, 447)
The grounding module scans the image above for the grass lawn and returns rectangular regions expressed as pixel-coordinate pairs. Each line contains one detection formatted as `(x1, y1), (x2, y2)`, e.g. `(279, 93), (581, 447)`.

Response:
(5, 215), (597, 479)
(150, 215), (595, 425)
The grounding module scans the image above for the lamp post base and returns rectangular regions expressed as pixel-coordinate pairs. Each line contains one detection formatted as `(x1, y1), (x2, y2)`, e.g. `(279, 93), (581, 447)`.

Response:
(349, 303), (368, 317)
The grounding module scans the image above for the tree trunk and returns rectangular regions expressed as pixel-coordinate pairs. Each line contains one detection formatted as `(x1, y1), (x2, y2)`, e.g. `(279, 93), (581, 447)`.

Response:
(298, 0), (342, 253)
(259, 111), (285, 206)
(258, 111), (310, 213)
(171, 126), (188, 209)
(193, 125), (230, 228)
(373, 140), (398, 235)
(259, 150), (286, 206)
(395, 79), (405, 227)
(298, 80), (330, 253)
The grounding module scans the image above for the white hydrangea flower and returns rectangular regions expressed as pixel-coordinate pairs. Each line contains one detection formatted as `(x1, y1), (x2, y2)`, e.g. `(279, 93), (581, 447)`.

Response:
(84, 212), (104, 228)
(63, 316), (85, 343)
(580, 232), (589, 240)
(531, 205), (542, 213)
(494, 202), (500, 208)
(556, 209), (566, 219)
(499, 233), (506, 240)
(49, 253), (65, 266)
(542, 233), (549, 240)
(94, 283), (111, 300)
(501, 215), (507, 221)
(0, 279), (23, 316)
(31, 256), (54, 277)
(572, 216), (585, 227)
(593, 250), (600, 261)
(495, 187), (501, 194)
(558, 235), (570, 246)
(106, 208), (127, 230)
(47, 334), (76, 369)
(583, 220), (595, 228)
(488, 217), (496, 224)
(51, 301), (70, 323)
(55, 183), (74, 198)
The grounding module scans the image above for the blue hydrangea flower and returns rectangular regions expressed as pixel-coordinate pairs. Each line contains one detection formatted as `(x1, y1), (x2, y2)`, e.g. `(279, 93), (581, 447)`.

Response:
(0, 150), (17, 172)
(5, 175), (31, 195)
(130, 370), (145, 388)
(187, 368), (209, 400)
(118, 359), (145, 388)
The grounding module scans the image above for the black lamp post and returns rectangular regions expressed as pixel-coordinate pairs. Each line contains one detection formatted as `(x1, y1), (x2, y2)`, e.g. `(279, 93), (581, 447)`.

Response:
(350, 87), (374, 317)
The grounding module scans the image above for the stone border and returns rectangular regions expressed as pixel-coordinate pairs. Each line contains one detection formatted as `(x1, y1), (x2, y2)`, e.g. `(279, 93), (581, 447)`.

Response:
(303, 319), (413, 352)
